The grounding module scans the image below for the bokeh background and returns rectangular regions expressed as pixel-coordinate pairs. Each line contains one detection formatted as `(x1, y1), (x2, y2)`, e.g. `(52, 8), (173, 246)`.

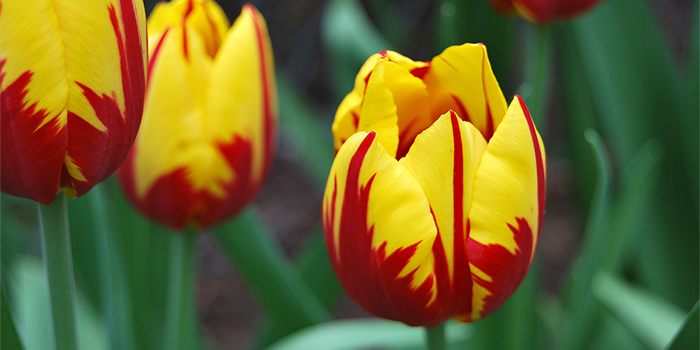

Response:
(2, 0), (697, 349)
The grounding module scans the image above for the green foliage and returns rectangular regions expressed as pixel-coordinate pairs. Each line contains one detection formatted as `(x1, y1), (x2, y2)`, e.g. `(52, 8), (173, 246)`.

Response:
(1, 0), (696, 349)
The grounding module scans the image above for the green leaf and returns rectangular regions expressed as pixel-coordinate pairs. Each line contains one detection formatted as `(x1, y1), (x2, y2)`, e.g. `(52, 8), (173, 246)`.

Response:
(555, 23), (600, 210)
(1, 271), (25, 350)
(602, 139), (663, 274)
(592, 273), (686, 350)
(570, 0), (698, 308)
(665, 301), (699, 350)
(560, 129), (612, 350)
(252, 225), (344, 349)
(9, 256), (108, 350)
(213, 209), (330, 337)
(265, 319), (471, 350)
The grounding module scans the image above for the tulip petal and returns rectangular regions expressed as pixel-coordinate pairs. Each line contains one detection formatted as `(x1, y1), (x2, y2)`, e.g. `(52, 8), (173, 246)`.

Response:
(323, 131), (442, 326)
(423, 43), (507, 141)
(147, 0), (229, 58)
(466, 96), (546, 321)
(399, 110), (488, 321)
(332, 50), (429, 153)
(380, 60), (432, 158)
(1, 0), (146, 203)
(356, 61), (400, 157)
(206, 4), (276, 184)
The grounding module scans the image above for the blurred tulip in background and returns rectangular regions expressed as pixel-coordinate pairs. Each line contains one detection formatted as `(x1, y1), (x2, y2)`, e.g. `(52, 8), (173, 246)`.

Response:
(0, 0), (147, 205)
(118, 0), (277, 230)
(487, 0), (604, 22)
(324, 44), (546, 327)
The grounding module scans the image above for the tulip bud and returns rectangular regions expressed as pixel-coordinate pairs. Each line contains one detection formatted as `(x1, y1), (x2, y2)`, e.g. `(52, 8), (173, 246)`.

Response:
(117, 1), (277, 230)
(1, 0), (147, 205)
(324, 44), (546, 327)
(487, 0), (603, 22)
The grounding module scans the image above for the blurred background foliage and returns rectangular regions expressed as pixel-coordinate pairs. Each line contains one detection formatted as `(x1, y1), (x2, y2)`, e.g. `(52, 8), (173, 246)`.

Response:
(1, 0), (698, 349)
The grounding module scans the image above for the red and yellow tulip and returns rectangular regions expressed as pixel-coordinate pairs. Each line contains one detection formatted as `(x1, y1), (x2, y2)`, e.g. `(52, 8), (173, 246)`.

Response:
(1, 0), (147, 205)
(117, 0), (277, 230)
(323, 44), (546, 327)
(487, 0), (603, 22)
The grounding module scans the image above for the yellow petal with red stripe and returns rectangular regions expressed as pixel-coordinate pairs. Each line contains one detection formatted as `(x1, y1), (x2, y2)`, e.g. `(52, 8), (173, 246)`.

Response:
(466, 96), (546, 321)
(355, 60), (399, 157)
(133, 24), (226, 200)
(332, 50), (429, 153)
(323, 131), (442, 326)
(148, 0), (229, 58)
(399, 111), (487, 321)
(117, 3), (276, 230)
(206, 4), (277, 185)
(1, 0), (146, 204)
(423, 43), (507, 141)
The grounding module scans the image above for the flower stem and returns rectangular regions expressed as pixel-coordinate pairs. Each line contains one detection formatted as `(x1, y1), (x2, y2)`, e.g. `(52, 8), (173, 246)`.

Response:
(523, 23), (552, 136)
(163, 231), (198, 350)
(425, 323), (448, 350)
(38, 193), (78, 350)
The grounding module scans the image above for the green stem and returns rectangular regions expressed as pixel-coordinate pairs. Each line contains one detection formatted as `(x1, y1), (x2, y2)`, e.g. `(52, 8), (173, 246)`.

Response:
(213, 209), (330, 335)
(163, 232), (198, 350)
(523, 23), (552, 136)
(425, 323), (447, 350)
(38, 193), (78, 350)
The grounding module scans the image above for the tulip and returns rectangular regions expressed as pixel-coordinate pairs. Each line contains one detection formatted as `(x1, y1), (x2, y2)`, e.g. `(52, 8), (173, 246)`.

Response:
(0, 0), (147, 205)
(487, 0), (603, 22)
(323, 44), (546, 327)
(117, 0), (277, 230)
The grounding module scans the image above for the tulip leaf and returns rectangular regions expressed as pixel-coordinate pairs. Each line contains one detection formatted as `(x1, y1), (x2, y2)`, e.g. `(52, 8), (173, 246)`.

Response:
(560, 129), (612, 350)
(252, 225), (344, 349)
(265, 319), (471, 350)
(602, 138), (663, 274)
(9, 256), (108, 350)
(1, 271), (25, 350)
(555, 24), (600, 210)
(322, 0), (393, 100)
(571, 0), (698, 309)
(665, 301), (699, 350)
(592, 273), (686, 350)
(213, 209), (330, 337)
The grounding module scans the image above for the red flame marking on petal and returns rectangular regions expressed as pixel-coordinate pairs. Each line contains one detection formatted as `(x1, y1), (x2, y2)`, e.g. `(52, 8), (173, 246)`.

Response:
(248, 3), (276, 180)
(64, 2), (144, 196)
(323, 132), (442, 327)
(467, 217), (533, 320)
(448, 110), (474, 319)
(0, 60), (66, 204)
(517, 94), (545, 236)
(410, 64), (430, 80)
(148, 27), (171, 88)
(450, 96), (471, 123)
